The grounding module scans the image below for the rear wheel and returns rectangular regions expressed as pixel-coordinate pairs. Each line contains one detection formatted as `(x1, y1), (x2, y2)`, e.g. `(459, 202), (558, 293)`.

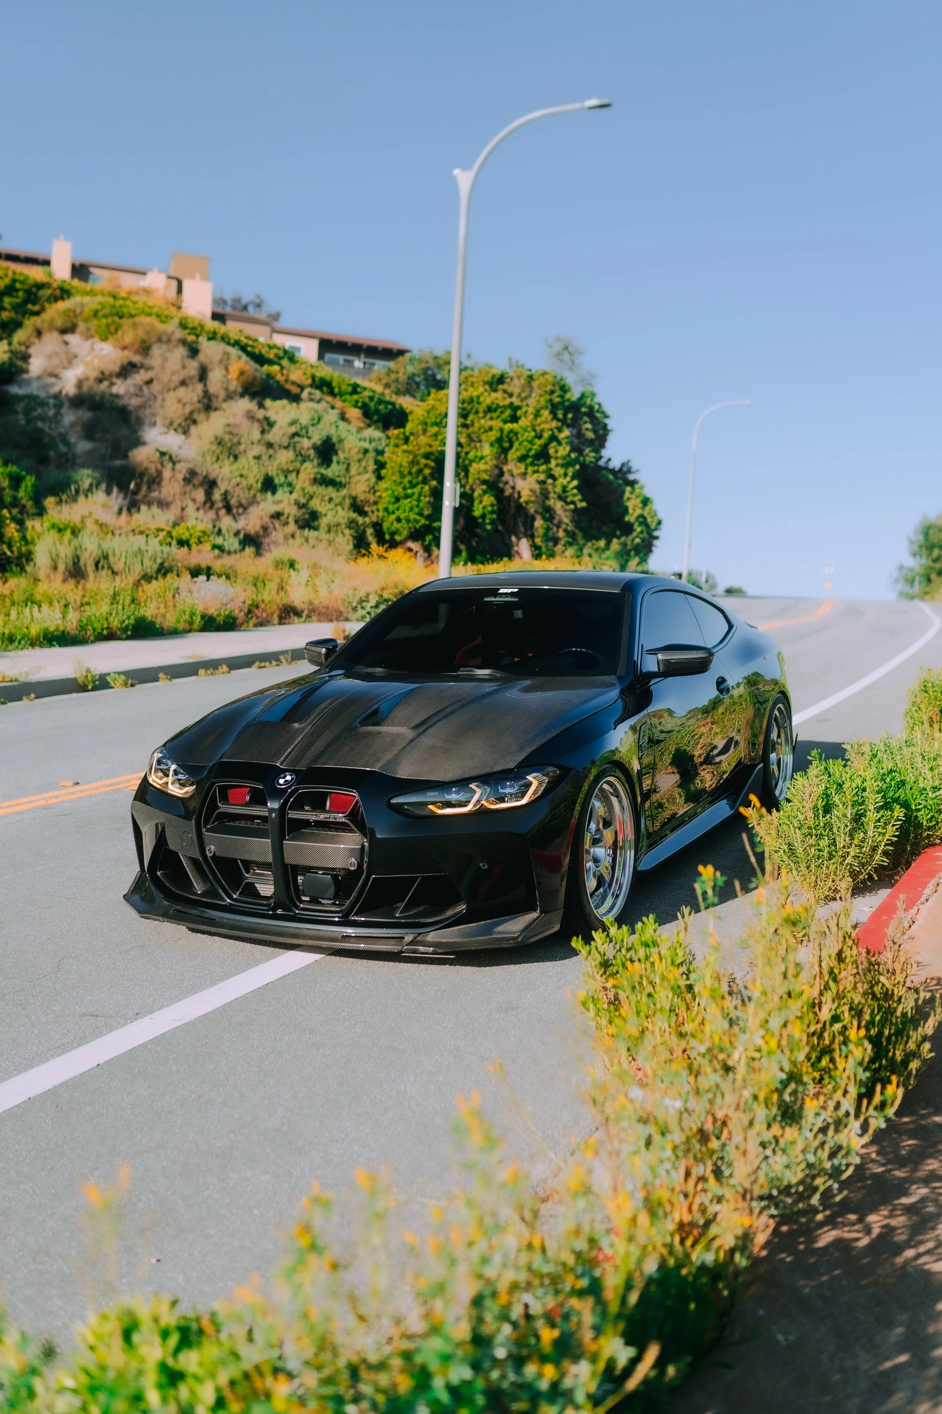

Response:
(562, 771), (636, 938)
(761, 694), (794, 808)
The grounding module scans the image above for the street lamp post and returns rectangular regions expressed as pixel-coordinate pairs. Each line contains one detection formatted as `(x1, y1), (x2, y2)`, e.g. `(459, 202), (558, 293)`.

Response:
(681, 400), (752, 584)
(437, 98), (612, 578)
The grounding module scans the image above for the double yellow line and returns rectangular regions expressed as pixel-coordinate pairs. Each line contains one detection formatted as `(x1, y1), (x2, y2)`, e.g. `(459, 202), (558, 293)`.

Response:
(0, 774), (141, 817)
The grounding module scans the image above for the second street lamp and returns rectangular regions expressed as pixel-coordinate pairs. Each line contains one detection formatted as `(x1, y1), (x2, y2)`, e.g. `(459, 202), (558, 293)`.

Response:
(681, 400), (752, 585)
(437, 99), (612, 578)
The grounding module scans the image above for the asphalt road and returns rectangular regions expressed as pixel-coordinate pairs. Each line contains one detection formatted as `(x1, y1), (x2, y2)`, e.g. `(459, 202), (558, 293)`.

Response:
(0, 596), (939, 1342)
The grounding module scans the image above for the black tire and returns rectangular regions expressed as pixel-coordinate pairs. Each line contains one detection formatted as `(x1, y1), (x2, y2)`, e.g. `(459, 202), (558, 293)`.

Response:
(562, 769), (637, 938)
(761, 693), (794, 809)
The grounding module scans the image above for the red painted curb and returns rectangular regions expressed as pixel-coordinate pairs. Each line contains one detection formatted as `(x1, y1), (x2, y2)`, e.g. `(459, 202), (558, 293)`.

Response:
(857, 844), (942, 953)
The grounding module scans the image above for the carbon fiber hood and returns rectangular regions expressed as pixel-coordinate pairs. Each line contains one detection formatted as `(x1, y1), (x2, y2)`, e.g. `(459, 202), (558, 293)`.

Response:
(167, 671), (619, 781)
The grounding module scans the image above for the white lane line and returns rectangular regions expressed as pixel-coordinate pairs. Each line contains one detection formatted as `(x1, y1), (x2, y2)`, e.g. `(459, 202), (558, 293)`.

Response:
(793, 603), (941, 726)
(0, 949), (322, 1116)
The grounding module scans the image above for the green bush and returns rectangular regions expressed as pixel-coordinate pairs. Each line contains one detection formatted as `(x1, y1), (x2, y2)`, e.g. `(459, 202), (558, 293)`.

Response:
(0, 461), (37, 572)
(904, 666), (942, 740)
(0, 338), (28, 386)
(752, 670), (942, 901)
(0, 264), (78, 341)
(750, 751), (902, 900)
(846, 733), (942, 871)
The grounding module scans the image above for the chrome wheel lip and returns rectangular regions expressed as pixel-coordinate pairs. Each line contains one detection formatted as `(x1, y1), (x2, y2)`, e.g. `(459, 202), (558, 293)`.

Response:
(768, 701), (794, 802)
(582, 774), (635, 921)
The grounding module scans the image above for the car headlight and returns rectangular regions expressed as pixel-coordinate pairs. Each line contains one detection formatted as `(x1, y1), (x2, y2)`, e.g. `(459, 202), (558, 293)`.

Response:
(147, 747), (196, 798)
(390, 767), (561, 817)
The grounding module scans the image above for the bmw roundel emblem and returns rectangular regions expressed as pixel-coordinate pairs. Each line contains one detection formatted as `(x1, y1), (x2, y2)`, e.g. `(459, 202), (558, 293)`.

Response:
(275, 772), (296, 790)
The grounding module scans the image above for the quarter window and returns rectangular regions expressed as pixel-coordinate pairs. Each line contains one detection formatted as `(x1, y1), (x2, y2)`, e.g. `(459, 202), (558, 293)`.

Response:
(687, 596), (730, 648)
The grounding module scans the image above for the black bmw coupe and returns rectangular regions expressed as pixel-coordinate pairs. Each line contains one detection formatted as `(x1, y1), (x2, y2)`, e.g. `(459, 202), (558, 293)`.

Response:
(126, 572), (793, 954)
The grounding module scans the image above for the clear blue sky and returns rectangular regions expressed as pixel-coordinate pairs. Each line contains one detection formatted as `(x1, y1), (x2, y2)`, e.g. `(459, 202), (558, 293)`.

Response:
(3, 0), (939, 598)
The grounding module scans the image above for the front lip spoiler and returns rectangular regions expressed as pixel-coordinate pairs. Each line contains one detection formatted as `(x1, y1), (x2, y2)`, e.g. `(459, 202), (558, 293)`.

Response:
(123, 873), (560, 954)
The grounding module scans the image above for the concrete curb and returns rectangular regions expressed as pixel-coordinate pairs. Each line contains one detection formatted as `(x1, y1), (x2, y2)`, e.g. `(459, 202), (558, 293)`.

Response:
(857, 844), (942, 953)
(0, 619), (364, 704)
(0, 648), (310, 702)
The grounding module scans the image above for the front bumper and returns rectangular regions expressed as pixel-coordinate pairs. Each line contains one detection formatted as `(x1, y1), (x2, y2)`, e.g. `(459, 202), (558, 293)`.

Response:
(126, 762), (580, 955)
(124, 870), (560, 955)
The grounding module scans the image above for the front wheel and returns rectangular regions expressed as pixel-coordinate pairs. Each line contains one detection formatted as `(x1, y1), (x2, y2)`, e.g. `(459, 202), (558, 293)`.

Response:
(562, 770), (636, 938)
(761, 694), (794, 808)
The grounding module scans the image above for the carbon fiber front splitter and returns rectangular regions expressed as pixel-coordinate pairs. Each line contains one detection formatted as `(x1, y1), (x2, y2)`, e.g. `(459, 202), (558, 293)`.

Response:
(124, 872), (561, 955)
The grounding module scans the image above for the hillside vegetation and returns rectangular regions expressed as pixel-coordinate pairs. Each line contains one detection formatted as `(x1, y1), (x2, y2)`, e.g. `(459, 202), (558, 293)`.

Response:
(0, 266), (661, 649)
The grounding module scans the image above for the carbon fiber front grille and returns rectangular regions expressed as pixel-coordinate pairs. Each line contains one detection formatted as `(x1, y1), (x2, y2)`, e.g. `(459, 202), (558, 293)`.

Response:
(188, 781), (467, 928)
(201, 783), (274, 905)
(283, 788), (367, 913)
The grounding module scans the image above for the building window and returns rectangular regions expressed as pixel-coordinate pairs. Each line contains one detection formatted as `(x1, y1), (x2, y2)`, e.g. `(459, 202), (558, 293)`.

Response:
(323, 352), (393, 373)
(284, 342), (304, 355)
(324, 352), (362, 370)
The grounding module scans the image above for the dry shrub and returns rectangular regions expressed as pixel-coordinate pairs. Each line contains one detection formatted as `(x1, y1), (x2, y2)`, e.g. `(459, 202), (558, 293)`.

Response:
(110, 316), (168, 357)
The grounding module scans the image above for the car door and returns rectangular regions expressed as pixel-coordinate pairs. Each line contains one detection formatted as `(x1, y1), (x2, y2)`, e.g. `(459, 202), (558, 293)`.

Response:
(637, 588), (720, 842)
(686, 594), (751, 798)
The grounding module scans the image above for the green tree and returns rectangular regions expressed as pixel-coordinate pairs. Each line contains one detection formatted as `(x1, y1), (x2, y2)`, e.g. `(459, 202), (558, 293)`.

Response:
(0, 461), (37, 572)
(898, 515), (942, 600)
(370, 348), (451, 401)
(377, 363), (660, 564)
(544, 334), (595, 392)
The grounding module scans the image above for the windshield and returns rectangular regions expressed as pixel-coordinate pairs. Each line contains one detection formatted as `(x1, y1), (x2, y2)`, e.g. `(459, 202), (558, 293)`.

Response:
(335, 586), (627, 677)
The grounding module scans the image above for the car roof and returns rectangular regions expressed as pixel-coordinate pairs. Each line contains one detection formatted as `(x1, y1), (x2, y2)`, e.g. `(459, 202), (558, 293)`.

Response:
(414, 570), (686, 593)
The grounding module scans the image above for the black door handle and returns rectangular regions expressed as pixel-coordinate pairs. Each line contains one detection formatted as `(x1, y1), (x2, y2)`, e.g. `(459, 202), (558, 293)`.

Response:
(716, 676), (731, 697)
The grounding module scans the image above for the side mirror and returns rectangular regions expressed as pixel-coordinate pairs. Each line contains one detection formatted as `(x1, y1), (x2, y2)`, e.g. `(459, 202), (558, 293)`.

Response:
(651, 644), (714, 677)
(304, 637), (340, 667)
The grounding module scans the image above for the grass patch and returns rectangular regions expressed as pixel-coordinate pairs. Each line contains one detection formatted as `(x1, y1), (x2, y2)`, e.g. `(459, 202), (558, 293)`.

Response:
(72, 660), (98, 691)
(0, 507), (616, 651)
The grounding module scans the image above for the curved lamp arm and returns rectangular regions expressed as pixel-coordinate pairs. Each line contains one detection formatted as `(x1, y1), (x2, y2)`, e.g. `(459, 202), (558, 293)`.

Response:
(438, 99), (612, 577)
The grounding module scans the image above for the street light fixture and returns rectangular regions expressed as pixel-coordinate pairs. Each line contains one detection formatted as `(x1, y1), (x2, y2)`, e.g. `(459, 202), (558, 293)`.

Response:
(437, 99), (612, 578)
(681, 400), (752, 585)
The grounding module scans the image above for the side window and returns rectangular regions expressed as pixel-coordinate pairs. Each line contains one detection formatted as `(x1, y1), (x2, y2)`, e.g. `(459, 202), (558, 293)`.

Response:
(687, 596), (730, 649)
(640, 590), (704, 669)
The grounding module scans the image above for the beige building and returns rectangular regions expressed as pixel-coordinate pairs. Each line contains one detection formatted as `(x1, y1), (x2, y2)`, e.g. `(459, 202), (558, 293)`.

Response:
(0, 238), (409, 377)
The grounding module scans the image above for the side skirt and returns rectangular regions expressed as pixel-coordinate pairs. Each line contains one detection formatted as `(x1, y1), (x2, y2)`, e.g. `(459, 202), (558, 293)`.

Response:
(637, 764), (764, 873)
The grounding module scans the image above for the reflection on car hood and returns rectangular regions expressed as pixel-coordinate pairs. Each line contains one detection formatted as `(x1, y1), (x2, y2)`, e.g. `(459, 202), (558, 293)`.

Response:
(167, 672), (620, 780)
